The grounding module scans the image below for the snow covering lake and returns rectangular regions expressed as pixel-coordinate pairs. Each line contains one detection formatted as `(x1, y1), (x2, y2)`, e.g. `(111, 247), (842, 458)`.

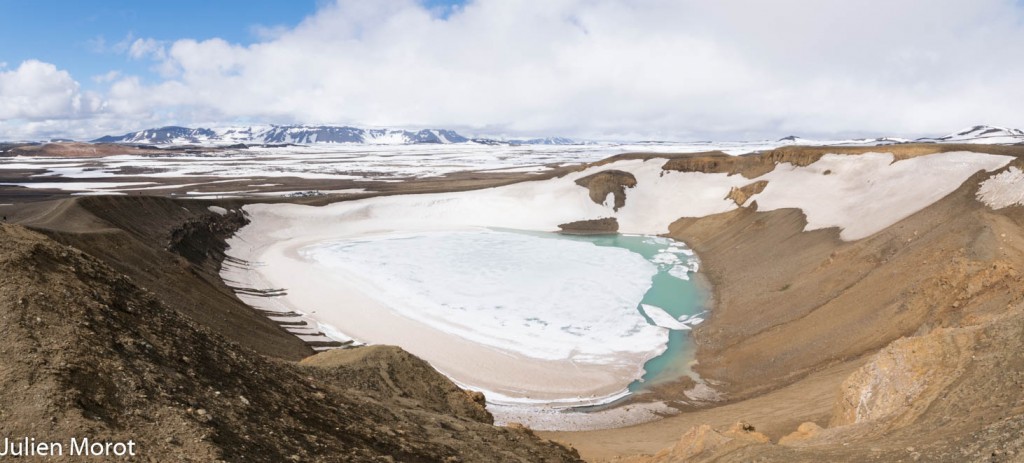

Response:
(301, 228), (706, 395)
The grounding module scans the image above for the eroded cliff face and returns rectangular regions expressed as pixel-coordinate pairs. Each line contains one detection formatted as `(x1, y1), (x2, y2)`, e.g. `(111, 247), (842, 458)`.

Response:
(655, 144), (1024, 179)
(575, 169), (638, 211)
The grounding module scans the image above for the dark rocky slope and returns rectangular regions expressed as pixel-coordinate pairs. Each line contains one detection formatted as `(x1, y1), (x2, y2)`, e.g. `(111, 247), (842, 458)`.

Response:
(0, 224), (582, 462)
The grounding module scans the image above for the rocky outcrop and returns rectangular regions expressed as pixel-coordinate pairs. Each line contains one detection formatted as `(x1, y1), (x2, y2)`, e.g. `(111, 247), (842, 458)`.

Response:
(660, 152), (778, 178)
(38, 196), (316, 361)
(301, 345), (493, 424)
(830, 328), (976, 428)
(168, 207), (249, 265)
(557, 217), (618, 234)
(574, 169), (637, 211)
(777, 422), (825, 446)
(725, 180), (768, 207)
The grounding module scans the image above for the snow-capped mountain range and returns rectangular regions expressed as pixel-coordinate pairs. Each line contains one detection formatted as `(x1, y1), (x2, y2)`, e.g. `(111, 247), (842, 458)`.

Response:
(87, 124), (1024, 147)
(91, 125), (578, 146)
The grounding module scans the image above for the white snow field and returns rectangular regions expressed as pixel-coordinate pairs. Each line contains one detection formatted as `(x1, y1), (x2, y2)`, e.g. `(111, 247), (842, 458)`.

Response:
(751, 152), (1013, 240)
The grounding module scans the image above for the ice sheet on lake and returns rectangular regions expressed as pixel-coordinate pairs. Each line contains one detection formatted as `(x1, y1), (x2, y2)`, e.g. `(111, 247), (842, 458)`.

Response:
(641, 304), (692, 331)
(651, 245), (700, 281)
(303, 229), (667, 365)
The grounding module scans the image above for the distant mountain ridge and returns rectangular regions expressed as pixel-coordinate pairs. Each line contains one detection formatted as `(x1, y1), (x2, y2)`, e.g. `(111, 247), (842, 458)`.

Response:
(88, 124), (1024, 147)
(92, 125), (579, 146)
(775, 125), (1024, 146)
(919, 125), (1024, 144)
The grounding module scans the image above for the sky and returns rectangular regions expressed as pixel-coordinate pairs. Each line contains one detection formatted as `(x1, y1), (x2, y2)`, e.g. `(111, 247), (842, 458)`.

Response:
(1, 0), (1024, 141)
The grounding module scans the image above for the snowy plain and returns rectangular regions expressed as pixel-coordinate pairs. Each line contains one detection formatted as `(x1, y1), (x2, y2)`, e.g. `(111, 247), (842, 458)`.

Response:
(0, 137), (921, 195)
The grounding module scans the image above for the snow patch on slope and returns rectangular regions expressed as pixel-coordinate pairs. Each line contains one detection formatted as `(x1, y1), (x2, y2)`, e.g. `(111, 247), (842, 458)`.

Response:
(977, 167), (1024, 209)
(747, 152), (1012, 240)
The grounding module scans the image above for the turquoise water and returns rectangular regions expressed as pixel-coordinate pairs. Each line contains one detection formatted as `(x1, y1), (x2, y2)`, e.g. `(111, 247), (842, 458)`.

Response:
(500, 229), (709, 393)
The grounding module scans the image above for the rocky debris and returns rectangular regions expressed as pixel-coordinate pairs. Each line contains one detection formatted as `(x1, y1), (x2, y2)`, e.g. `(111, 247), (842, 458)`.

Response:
(623, 422), (770, 463)
(0, 224), (582, 462)
(725, 180), (768, 207)
(168, 208), (249, 265)
(831, 327), (977, 428)
(557, 217), (619, 234)
(43, 196), (315, 361)
(777, 422), (825, 446)
(300, 345), (493, 424)
(574, 170), (637, 211)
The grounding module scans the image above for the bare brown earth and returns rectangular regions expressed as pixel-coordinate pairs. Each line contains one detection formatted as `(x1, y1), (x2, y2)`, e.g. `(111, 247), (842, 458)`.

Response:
(5, 143), (1024, 462)
(544, 146), (1024, 462)
(0, 141), (218, 157)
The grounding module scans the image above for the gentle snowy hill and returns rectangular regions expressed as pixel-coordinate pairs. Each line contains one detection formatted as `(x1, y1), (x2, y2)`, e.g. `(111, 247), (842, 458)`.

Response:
(518, 137), (577, 145)
(776, 135), (908, 146)
(919, 125), (1024, 144)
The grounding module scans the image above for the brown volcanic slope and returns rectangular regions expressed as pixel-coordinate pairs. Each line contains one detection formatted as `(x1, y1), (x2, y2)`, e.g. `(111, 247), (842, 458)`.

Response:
(546, 146), (1024, 462)
(26, 195), (316, 360)
(0, 223), (581, 462)
(0, 142), (213, 158)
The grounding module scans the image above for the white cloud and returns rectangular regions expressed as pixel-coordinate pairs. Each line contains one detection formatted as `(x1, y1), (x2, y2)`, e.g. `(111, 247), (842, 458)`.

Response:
(0, 60), (101, 121)
(9, 0), (1024, 140)
(127, 38), (168, 60)
(93, 70), (122, 83)
(250, 24), (291, 41)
